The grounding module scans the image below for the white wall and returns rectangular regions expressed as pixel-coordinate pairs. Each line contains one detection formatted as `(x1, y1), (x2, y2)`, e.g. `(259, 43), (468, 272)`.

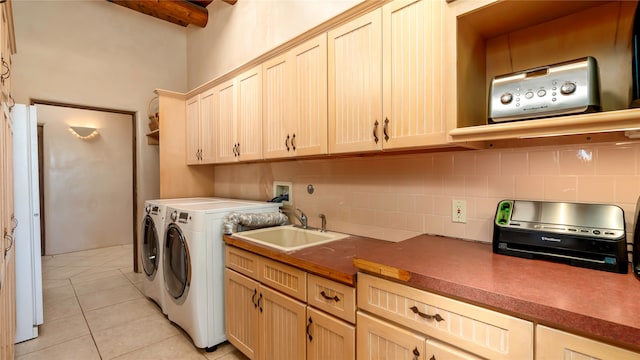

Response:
(187, 0), (364, 88)
(38, 105), (133, 255)
(11, 1), (188, 251)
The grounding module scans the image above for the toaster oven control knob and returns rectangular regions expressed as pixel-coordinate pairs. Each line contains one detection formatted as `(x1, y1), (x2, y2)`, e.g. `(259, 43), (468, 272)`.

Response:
(560, 82), (576, 95)
(500, 93), (513, 104)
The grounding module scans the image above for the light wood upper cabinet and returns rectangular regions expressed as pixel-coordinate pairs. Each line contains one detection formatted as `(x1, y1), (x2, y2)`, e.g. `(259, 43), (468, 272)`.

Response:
(329, 0), (446, 155)
(382, 0), (445, 149)
(186, 90), (216, 165)
(536, 325), (640, 360)
(263, 34), (327, 159)
(215, 65), (263, 163)
(214, 78), (237, 163)
(237, 66), (263, 162)
(199, 90), (217, 163)
(263, 53), (290, 159)
(290, 34), (328, 157)
(328, 9), (382, 154)
(185, 92), (216, 165)
(185, 95), (200, 164)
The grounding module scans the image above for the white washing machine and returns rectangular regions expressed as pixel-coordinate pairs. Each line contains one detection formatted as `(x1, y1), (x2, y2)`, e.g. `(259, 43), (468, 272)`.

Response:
(163, 200), (280, 351)
(141, 197), (226, 313)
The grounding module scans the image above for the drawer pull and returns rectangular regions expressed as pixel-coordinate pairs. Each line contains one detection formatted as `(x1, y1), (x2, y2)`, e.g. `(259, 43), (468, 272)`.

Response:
(409, 306), (444, 322)
(320, 290), (340, 302)
(412, 347), (420, 359)
(306, 316), (313, 341)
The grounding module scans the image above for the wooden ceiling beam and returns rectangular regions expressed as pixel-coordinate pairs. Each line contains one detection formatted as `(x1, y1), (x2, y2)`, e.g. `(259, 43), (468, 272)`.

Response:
(109, 0), (210, 27)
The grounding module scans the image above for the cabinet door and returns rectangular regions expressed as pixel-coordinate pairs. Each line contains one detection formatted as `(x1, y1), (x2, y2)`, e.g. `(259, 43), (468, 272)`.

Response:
(328, 9), (382, 154)
(382, 0), (446, 149)
(199, 89), (216, 164)
(259, 285), (306, 360)
(357, 311), (426, 360)
(185, 95), (200, 164)
(307, 307), (355, 360)
(225, 269), (259, 360)
(291, 33), (328, 157)
(427, 339), (482, 360)
(237, 65), (263, 162)
(536, 325), (640, 360)
(215, 78), (238, 163)
(262, 53), (291, 159)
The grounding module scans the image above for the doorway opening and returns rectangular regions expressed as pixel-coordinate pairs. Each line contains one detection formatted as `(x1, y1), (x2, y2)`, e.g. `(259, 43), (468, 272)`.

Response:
(31, 99), (138, 272)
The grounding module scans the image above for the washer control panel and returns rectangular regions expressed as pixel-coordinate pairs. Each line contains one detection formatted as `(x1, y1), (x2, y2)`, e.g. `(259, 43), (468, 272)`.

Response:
(489, 57), (600, 123)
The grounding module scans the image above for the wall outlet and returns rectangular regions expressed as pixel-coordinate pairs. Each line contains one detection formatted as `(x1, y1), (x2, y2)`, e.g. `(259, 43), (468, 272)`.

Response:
(452, 200), (466, 223)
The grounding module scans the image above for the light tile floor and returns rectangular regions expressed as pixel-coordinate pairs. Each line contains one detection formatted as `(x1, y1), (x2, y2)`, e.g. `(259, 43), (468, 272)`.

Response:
(15, 244), (248, 360)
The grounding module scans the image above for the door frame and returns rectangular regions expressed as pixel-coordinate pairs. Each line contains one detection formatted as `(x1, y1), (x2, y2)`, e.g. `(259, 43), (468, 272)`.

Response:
(30, 99), (139, 272)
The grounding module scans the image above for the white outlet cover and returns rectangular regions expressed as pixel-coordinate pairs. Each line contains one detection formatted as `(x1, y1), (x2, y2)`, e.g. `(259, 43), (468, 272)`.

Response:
(452, 199), (466, 223)
(273, 181), (293, 206)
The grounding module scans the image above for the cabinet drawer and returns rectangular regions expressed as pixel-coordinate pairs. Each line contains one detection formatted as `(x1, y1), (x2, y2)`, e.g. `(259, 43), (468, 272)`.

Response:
(258, 257), (307, 302)
(536, 325), (640, 360)
(225, 246), (259, 280)
(307, 274), (355, 323)
(357, 273), (533, 360)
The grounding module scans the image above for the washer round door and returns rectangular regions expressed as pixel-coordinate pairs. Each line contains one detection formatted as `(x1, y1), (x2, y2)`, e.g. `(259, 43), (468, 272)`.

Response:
(163, 223), (190, 304)
(141, 215), (159, 279)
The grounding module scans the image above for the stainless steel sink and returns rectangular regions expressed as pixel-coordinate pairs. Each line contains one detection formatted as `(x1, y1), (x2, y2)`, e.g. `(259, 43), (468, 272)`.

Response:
(233, 225), (349, 251)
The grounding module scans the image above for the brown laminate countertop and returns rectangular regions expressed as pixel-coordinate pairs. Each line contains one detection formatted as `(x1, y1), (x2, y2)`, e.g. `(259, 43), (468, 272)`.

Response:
(223, 234), (388, 286)
(353, 234), (640, 352)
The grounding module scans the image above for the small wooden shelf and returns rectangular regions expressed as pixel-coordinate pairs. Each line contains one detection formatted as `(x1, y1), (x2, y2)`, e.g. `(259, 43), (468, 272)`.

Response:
(146, 129), (159, 145)
(448, 108), (640, 142)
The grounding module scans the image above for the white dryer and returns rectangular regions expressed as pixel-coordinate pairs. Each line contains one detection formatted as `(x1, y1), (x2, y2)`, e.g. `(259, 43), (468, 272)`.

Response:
(141, 197), (225, 313)
(163, 200), (280, 351)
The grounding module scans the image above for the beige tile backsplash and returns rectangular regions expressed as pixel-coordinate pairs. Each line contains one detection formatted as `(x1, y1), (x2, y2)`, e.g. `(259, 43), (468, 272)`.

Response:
(213, 141), (640, 243)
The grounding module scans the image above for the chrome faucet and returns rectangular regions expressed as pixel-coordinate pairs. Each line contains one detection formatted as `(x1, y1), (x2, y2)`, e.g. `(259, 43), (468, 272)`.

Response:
(284, 208), (308, 229)
(319, 214), (326, 232)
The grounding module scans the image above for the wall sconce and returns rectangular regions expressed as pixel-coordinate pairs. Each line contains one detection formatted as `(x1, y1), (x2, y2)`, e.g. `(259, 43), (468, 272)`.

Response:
(69, 126), (99, 140)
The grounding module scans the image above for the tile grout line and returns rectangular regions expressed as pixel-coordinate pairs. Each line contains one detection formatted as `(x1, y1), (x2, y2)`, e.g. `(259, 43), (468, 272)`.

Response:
(70, 267), (105, 360)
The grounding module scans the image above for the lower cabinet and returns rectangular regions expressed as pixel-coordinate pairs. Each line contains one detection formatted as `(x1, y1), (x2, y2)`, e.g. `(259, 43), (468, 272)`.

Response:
(307, 307), (355, 360)
(225, 246), (355, 360)
(357, 273), (534, 360)
(357, 312), (480, 360)
(536, 325), (640, 360)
